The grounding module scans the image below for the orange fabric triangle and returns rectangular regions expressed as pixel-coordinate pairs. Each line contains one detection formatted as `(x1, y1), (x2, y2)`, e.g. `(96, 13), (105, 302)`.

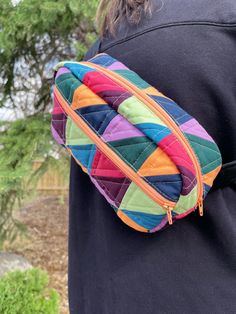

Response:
(143, 86), (164, 96)
(71, 84), (107, 110)
(203, 165), (222, 187)
(138, 147), (179, 176)
(117, 210), (147, 232)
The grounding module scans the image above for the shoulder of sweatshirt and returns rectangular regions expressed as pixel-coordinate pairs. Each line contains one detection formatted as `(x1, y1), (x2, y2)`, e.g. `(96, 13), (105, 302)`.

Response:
(85, 0), (236, 58)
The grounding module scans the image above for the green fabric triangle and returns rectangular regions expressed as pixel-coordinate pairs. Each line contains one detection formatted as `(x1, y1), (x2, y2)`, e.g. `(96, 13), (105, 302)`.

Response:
(185, 133), (222, 175)
(119, 182), (166, 215)
(109, 136), (156, 170)
(66, 117), (93, 146)
(56, 73), (81, 103)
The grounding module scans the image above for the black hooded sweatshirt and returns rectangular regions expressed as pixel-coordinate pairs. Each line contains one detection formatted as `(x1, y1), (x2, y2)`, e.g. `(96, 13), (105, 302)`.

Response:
(68, 1), (236, 313)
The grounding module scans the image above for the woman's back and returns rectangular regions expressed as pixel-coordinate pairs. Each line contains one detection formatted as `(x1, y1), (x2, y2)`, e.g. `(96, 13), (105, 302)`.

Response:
(69, 1), (236, 313)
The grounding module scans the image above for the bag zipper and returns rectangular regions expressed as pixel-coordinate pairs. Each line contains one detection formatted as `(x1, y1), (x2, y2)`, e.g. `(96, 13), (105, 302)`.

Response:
(54, 87), (175, 224)
(82, 61), (204, 216)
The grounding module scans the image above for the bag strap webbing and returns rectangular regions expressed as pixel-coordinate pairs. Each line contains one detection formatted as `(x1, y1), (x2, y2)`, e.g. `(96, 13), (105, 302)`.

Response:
(213, 161), (236, 189)
(84, 39), (101, 61)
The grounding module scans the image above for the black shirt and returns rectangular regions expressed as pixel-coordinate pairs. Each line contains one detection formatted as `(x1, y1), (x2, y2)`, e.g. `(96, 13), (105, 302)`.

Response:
(68, 1), (236, 313)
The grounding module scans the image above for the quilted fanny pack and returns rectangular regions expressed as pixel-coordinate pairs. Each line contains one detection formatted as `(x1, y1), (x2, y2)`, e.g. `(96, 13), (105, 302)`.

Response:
(51, 53), (222, 233)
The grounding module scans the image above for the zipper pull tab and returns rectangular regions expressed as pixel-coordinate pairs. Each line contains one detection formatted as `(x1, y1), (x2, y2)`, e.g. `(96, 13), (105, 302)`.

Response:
(164, 205), (173, 225)
(198, 199), (204, 216)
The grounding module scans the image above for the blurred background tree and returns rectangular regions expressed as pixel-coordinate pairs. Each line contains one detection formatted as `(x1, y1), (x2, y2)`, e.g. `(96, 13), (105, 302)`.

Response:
(0, 0), (98, 247)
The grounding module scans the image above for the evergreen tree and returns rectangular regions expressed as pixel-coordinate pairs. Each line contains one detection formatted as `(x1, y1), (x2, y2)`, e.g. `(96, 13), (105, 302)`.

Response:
(0, 0), (98, 246)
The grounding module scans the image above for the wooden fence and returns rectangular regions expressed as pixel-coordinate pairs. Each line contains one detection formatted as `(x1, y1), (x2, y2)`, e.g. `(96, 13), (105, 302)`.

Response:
(32, 160), (69, 195)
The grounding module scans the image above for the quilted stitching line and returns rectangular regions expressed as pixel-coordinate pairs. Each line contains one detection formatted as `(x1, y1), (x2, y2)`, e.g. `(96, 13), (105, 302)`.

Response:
(90, 174), (119, 209)
(115, 178), (131, 204)
(52, 116), (67, 140)
(175, 113), (190, 125)
(139, 149), (178, 174)
(92, 177), (128, 184)
(53, 99), (68, 116)
(56, 76), (77, 84)
(182, 121), (219, 187)
(102, 116), (124, 139)
(180, 174), (197, 190)
(155, 99), (190, 126)
(66, 115), (91, 144)
(94, 177), (130, 205)
(87, 146), (96, 172)
(157, 107), (219, 183)
(99, 58), (116, 67)
(120, 187), (166, 213)
(98, 110), (114, 134)
(180, 119), (213, 140)
(160, 137), (194, 169)
(68, 106), (194, 200)
(141, 126), (170, 141)
(113, 91), (131, 106)
(124, 136), (182, 199)
(91, 150), (130, 206)
(51, 116), (67, 122)
(86, 71), (170, 127)
(146, 178), (183, 200)
(108, 139), (156, 177)
(187, 138), (221, 155)
(144, 98), (207, 194)
(142, 177), (178, 200)
(68, 82), (80, 103)
(175, 191), (197, 209)
(53, 92), (127, 198)
(157, 138), (199, 194)
(75, 72), (197, 199)
(149, 180), (182, 184)
(102, 116), (137, 141)
(132, 142), (155, 167)
(81, 109), (112, 115)
(201, 157), (222, 170)
(81, 109), (114, 134)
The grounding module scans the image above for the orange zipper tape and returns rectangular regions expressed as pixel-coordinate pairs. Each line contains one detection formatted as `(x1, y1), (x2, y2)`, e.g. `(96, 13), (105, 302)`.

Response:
(54, 87), (176, 223)
(83, 61), (204, 215)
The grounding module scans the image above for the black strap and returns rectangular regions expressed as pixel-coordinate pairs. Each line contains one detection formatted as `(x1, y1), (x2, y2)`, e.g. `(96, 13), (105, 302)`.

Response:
(213, 161), (236, 189)
(84, 39), (101, 61)
(94, 39), (101, 54)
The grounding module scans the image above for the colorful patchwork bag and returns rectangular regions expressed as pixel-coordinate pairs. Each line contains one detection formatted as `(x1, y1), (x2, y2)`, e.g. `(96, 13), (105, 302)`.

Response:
(51, 53), (222, 233)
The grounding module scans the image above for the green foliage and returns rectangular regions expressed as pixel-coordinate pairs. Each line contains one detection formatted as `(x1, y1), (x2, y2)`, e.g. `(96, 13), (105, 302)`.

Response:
(0, 0), (98, 246)
(0, 113), (65, 247)
(0, 0), (98, 111)
(0, 268), (60, 314)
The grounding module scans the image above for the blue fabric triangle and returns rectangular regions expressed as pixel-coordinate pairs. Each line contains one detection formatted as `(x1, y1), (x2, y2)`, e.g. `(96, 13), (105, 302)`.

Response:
(64, 63), (93, 81)
(68, 144), (96, 171)
(149, 95), (192, 125)
(122, 209), (165, 230)
(136, 123), (171, 144)
(145, 174), (182, 202)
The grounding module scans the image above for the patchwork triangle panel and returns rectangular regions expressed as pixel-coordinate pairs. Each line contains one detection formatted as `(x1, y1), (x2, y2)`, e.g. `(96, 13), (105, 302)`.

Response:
(76, 104), (118, 135)
(108, 136), (157, 171)
(67, 144), (96, 172)
(184, 133), (222, 176)
(91, 149), (127, 178)
(121, 209), (166, 231)
(51, 113), (67, 145)
(51, 53), (222, 233)
(148, 95), (192, 125)
(71, 84), (107, 110)
(91, 176), (131, 207)
(55, 72), (82, 104)
(144, 174), (182, 202)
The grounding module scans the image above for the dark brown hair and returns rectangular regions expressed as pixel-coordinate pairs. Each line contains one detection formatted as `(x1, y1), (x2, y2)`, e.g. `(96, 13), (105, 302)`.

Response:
(96, 0), (153, 36)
